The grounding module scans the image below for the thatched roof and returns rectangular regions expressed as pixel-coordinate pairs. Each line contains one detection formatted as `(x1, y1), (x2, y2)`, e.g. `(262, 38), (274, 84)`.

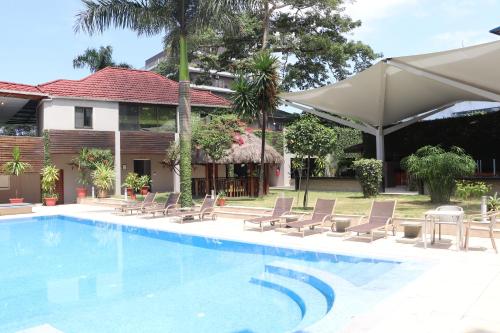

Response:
(192, 132), (283, 164)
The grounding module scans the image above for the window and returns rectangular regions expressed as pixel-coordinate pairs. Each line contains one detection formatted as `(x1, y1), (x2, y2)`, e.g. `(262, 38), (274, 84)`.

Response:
(119, 103), (176, 132)
(75, 107), (93, 129)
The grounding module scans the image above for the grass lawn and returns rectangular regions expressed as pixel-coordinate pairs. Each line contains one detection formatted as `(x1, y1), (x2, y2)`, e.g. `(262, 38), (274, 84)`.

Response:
(137, 190), (481, 218)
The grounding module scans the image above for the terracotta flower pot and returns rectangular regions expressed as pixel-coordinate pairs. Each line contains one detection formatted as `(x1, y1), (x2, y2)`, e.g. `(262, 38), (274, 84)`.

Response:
(126, 188), (136, 200)
(140, 186), (150, 195)
(44, 197), (57, 206)
(217, 198), (226, 206)
(76, 187), (87, 198)
(9, 198), (24, 204)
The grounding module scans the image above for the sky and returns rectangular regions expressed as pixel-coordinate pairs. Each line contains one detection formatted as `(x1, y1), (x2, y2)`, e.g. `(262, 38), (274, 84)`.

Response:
(0, 0), (499, 86)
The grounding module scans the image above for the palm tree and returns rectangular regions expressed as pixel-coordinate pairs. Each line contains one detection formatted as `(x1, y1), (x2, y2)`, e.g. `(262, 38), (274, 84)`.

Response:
(232, 51), (279, 197)
(73, 45), (131, 72)
(75, 0), (250, 207)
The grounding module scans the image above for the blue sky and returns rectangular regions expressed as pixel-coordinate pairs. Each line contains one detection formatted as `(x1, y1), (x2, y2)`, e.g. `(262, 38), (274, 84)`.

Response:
(0, 0), (499, 85)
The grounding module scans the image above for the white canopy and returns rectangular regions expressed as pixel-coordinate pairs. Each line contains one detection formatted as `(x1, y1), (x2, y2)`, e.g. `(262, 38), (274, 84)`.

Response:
(281, 40), (500, 156)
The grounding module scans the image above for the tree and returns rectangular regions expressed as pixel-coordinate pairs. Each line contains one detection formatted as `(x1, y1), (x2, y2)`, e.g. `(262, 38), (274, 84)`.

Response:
(73, 45), (131, 72)
(402, 146), (476, 204)
(193, 115), (243, 194)
(285, 115), (336, 207)
(232, 51), (280, 197)
(159, 0), (379, 91)
(76, 0), (249, 207)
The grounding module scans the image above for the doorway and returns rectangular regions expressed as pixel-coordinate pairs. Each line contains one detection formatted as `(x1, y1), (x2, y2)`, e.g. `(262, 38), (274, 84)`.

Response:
(133, 160), (152, 190)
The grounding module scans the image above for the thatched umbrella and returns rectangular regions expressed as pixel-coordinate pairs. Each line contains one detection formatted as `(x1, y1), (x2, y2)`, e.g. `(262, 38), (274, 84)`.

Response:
(192, 132), (283, 165)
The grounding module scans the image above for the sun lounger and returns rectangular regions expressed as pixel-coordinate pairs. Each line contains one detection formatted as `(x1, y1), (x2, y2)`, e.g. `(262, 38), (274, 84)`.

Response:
(243, 197), (294, 232)
(346, 200), (397, 241)
(169, 195), (217, 223)
(141, 192), (180, 217)
(115, 192), (157, 215)
(286, 199), (336, 237)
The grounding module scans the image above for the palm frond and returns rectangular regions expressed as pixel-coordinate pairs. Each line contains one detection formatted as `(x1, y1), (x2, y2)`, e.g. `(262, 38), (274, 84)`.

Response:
(75, 0), (171, 36)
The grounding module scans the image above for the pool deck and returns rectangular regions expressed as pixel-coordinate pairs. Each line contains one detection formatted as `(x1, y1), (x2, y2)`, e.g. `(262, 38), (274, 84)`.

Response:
(6, 204), (500, 333)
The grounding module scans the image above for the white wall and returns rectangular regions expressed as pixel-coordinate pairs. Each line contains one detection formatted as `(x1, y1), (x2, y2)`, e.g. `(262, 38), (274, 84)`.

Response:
(41, 98), (119, 131)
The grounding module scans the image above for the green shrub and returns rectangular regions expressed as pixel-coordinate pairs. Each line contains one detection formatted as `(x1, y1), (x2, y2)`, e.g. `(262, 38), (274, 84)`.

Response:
(92, 163), (115, 198)
(353, 159), (382, 198)
(455, 180), (491, 201)
(488, 193), (500, 211)
(402, 146), (476, 203)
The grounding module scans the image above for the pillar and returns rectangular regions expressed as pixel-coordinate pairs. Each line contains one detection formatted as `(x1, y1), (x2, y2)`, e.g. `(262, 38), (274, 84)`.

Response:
(375, 126), (387, 190)
(114, 131), (121, 196)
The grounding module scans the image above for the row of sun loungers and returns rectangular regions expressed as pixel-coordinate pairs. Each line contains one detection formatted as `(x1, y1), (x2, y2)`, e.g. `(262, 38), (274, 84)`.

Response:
(244, 197), (397, 240)
(115, 192), (396, 240)
(115, 193), (217, 222)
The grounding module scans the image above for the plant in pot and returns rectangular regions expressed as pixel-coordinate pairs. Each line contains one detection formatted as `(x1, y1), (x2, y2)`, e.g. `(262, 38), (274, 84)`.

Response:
(41, 165), (60, 206)
(123, 172), (139, 200)
(92, 163), (115, 198)
(2, 147), (32, 203)
(138, 175), (151, 195)
(217, 191), (227, 206)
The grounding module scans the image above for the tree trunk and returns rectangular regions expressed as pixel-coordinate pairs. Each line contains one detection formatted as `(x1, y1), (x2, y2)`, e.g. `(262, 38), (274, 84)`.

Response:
(303, 156), (311, 208)
(259, 109), (267, 197)
(262, 0), (270, 49)
(212, 162), (217, 195)
(178, 6), (192, 207)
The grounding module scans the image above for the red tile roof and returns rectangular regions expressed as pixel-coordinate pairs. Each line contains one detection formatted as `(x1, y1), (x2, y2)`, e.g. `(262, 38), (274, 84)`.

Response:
(0, 81), (44, 95)
(0, 67), (230, 107)
(39, 67), (230, 107)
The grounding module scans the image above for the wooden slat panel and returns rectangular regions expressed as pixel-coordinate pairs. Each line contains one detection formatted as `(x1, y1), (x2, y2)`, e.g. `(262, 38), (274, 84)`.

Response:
(49, 130), (115, 154)
(0, 136), (43, 173)
(120, 131), (175, 155)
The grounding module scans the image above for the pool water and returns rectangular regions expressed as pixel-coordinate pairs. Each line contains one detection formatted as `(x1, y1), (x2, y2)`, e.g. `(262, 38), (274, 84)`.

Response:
(0, 216), (424, 333)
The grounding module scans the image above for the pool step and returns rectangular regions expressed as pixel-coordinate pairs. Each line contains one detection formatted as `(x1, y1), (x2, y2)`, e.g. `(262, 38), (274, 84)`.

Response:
(250, 272), (327, 329)
(250, 262), (346, 332)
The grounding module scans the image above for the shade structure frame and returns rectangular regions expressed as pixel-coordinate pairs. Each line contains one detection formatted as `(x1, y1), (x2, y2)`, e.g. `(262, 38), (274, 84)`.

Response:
(280, 40), (500, 164)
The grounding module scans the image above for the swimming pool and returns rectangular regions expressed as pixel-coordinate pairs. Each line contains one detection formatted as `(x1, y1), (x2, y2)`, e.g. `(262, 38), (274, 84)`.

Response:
(0, 215), (425, 333)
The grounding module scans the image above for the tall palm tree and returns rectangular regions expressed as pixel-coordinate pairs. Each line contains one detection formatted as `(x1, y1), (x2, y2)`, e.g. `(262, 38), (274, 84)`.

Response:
(73, 45), (131, 72)
(75, 0), (250, 206)
(232, 51), (279, 197)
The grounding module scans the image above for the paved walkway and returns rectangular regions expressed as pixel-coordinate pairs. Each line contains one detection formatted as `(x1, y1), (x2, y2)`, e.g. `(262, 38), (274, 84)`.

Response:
(5, 204), (500, 333)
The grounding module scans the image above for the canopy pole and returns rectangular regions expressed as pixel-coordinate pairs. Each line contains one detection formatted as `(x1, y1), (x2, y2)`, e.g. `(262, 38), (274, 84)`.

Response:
(375, 126), (387, 190)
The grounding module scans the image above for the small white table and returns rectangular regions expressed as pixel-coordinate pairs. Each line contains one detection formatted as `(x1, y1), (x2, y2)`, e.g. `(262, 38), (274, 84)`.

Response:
(423, 210), (465, 250)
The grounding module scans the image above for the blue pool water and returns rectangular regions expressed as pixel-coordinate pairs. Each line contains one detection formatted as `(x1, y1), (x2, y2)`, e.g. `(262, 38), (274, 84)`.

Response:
(0, 216), (425, 333)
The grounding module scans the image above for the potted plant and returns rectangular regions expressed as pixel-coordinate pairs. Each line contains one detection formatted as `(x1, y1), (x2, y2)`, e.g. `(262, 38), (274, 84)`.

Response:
(2, 147), (32, 203)
(138, 175), (151, 195)
(217, 191), (227, 206)
(488, 192), (500, 211)
(41, 165), (59, 206)
(123, 172), (139, 200)
(92, 163), (115, 198)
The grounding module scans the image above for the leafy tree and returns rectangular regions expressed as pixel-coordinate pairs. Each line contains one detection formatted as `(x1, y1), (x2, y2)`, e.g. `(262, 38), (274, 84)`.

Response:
(75, 0), (250, 207)
(285, 115), (336, 207)
(2, 147), (32, 199)
(192, 115), (243, 194)
(232, 51), (280, 197)
(402, 146), (476, 203)
(73, 45), (132, 72)
(353, 159), (382, 198)
(159, 0), (379, 91)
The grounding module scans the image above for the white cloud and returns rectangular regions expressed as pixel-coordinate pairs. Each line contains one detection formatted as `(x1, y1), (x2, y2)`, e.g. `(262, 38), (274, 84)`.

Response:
(344, 0), (419, 22)
(432, 30), (498, 49)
